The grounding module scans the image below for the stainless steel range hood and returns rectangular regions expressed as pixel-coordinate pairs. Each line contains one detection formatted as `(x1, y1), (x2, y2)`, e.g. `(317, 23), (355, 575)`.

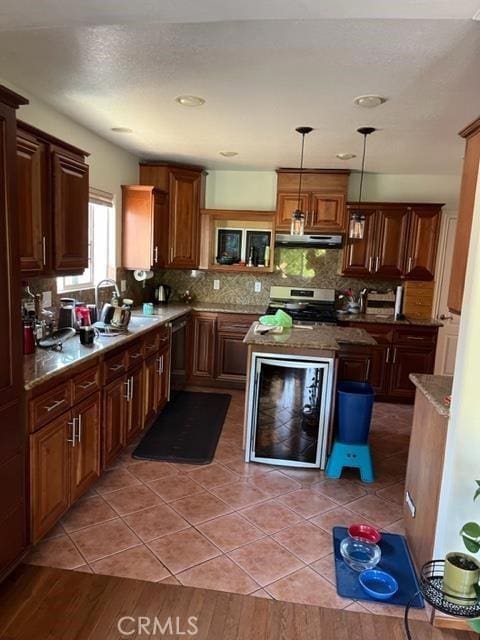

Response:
(275, 233), (343, 248)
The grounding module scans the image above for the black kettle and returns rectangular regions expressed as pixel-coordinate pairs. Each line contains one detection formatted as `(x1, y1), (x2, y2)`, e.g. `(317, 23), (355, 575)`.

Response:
(155, 284), (171, 304)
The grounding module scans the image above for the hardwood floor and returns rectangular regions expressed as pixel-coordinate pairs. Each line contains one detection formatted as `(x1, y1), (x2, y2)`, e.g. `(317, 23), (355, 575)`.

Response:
(0, 565), (474, 639)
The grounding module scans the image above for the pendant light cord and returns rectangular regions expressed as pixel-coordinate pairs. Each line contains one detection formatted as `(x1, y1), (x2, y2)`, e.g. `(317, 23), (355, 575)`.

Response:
(358, 132), (367, 206)
(297, 132), (306, 211)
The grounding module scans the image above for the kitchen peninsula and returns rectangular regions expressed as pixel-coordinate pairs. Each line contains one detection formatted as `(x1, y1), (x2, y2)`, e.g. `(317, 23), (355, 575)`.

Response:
(243, 323), (376, 470)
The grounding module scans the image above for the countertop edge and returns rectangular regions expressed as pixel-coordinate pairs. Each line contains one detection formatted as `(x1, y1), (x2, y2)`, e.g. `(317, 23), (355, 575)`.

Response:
(409, 373), (452, 417)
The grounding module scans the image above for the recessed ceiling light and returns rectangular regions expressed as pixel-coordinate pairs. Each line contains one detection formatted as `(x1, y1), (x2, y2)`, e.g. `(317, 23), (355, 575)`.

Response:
(111, 127), (133, 133)
(473, 8), (480, 20)
(219, 151), (238, 157)
(175, 95), (206, 107)
(353, 95), (387, 108)
(336, 152), (357, 160)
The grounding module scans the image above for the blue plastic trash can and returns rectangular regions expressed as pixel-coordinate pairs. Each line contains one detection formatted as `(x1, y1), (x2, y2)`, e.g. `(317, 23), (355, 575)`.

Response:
(336, 381), (374, 444)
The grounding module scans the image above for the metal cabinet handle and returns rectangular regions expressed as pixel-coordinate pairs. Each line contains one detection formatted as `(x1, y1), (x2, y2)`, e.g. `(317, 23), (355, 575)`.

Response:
(375, 256), (380, 271)
(44, 398), (66, 412)
(366, 359), (371, 380)
(110, 363), (124, 372)
(76, 414), (82, 443)
(157, 355), (164, 375)
(67, 417), (77, 447)
(129, 376), (134, 400)
(170, 247), (174, 263)
(42, 236), (47, 267)
(369, 257), (374, 272)
(439, 314), (453, 321)
(385, 347), (391, 364)
(154, 245), (159, 264)
(407, 257), (413, 272)
(124, 378), (132, 401)
(406, 336), (424, 341)
(130, 352), (143, 359)
(79, 380), (95, 390)
(392, 348), (397, 364)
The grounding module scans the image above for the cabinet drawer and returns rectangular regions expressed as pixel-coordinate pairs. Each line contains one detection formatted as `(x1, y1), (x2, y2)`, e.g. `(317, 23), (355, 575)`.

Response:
(217, 314), (258, 333)
(29, 382), (70, 432)
(72, 365), (101, 404)
(126, 340), (144, 370)
(392, 327), (438, 346)
(143, 330), (160, 356)
(158, 324), (170, 345)
(103, 350), (127, 384)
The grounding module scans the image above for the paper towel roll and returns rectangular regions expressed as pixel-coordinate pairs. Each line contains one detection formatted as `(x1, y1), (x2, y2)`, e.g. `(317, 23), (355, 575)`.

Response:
(394, 285), (404, 318)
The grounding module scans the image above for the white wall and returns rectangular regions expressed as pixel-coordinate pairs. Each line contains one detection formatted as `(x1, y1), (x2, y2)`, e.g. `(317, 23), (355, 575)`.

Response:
(434, 168), (480, 558)
(0, 78), (139, 262)
(205, 170), (461, 212)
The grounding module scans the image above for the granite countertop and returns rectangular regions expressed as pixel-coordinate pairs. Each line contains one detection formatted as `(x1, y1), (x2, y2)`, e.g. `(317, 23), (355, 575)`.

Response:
(24, 307), (191, 391)
(409, 373), (453, 417)
(338, 313), (442, 327)
(190, 302), (267, 315)
(244, 323), (377, 351)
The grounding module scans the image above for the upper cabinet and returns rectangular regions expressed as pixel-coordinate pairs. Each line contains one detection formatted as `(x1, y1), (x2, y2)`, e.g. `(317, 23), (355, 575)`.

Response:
(448, 116), (480, 314)
(342, 203), (443, 280)
(275, 169), (350, 233)
(16, 121), (89, 277)
(128, 162), (206, 270)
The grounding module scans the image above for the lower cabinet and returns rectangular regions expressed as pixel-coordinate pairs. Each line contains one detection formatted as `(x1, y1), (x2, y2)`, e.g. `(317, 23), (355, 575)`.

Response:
(30, 391), (101, 543)
(125, 364), (145, 444)
(388, 346), (436, 401)
(191, 313), (216, 379)
(103, 376), (127, 467)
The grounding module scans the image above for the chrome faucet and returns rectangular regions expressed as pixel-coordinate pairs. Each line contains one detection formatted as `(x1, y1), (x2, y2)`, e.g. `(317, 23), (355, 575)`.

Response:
(95, 279), (121, 312)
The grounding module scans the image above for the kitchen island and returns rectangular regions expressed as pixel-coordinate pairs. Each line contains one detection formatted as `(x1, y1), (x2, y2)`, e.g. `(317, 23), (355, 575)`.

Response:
(242, 323), (376, 470)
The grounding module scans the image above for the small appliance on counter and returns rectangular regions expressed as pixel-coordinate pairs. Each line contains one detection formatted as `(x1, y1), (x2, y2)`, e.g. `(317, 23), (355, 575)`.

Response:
(155, 284), (171, 305)
(365, 290), (396, 316)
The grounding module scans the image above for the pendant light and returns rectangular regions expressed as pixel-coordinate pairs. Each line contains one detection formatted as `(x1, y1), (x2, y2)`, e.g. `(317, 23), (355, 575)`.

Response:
(349, 126), (377, 240)
(291, 126), (313, 236)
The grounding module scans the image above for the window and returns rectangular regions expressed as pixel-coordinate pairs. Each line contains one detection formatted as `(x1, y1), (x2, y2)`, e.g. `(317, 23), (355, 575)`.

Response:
(57, 189), (115, 293)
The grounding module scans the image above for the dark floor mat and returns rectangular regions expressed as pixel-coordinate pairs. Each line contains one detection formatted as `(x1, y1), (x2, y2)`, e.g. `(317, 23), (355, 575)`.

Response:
(133, 391), (231, 465)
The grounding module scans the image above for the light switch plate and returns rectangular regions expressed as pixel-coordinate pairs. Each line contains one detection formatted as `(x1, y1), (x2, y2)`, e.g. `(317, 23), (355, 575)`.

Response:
(42, 291), (52, 308)
(213, 279), (220, 290)
(254, 281), (262, 293)
(120, 279), (127, 292)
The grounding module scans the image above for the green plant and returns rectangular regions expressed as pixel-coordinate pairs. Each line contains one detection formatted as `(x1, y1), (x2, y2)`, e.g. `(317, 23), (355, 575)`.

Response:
(460, 481), (480, 553)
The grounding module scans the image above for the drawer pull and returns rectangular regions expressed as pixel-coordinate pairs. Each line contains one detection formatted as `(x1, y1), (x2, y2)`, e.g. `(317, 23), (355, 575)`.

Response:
(76, 414), (82, 443)
(145, 343), (157, 351)
(79, 380), (95, 390)
(406, 336), (425, 340)
(43, 398), (66, 412)
(109, 363), (124, 371)
(130, 352), (143, 359)
(67, 417), (77, 447)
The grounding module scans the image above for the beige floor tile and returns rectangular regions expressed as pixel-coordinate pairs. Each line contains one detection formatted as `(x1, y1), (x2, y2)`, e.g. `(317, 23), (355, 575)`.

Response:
(277, 468), (325, 486)
(148, 474), (204, 502)
(198, 513), (265, 552)
(273, 520), (332, 563)
(159, 575), (181, 585)
(26, 535), (85, 570)
(376, 482), (405, 506)
(91, 545), (170, 582)
(61, 496), (117, 532)
(343, 601), (370, 613)
(123, 503), (190, 542)
(170, 490), (232, 524)
(310, 553), (336, 584)
(385, 518), (406, 536)
(93, 467), (141, 495)
(250, 588), (273, 599)
(247, 471), (301, 497)
(186, 463), (240, 489)
(209, 480), (269, 509)
(102, 484), (163, 516)
(148, 527), (221, 574)
(177, 555), (259, 594)
(276, 488), (337, 518)
(240, 499), (302, 534)
(347, 494), (403, 528)
(223, 459), (274, 478)
(229, 538), (303, 587)
(126, 460), (179, 483)
(265, 566), (353, 609)
(70, 519), (141, 562)
(309, 506), (366, 533)
(43, 521), (66, 539)
(312, 478), (368, 505)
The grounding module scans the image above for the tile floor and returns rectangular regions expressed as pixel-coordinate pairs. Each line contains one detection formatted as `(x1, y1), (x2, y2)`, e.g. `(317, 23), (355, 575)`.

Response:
(26, 388), (426, 620)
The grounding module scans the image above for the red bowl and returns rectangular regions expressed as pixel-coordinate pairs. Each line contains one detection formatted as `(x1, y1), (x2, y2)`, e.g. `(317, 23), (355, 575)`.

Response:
(348, 523), (381, 544)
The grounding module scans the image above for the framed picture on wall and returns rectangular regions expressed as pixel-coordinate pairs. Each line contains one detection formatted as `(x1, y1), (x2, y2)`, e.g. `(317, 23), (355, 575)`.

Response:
(246, 230), (271, 266)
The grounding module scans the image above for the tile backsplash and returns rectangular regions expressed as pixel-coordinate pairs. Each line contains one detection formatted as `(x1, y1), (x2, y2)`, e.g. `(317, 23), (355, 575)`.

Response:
(122, 249), (400, 306)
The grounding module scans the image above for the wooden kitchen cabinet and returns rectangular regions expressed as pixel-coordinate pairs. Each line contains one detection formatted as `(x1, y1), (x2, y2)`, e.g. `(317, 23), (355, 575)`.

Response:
(30, 413), (71, 542)
(16, 122), (90, 276)
(448, 116), (480, 314)
(103, 376), (127, 467)
(125, 365), (145, 444)
(275, 169), (350, 233)
(135, 162), (206, 270)
(191, 313), (217, 380)
(144, 354), (159, 425)
(122, 186), (168, 270)
(336, 346), (372, 384)
(342, 202), (442, 280)
(70, 392), (101, 502)
(388, 345), (436, 401)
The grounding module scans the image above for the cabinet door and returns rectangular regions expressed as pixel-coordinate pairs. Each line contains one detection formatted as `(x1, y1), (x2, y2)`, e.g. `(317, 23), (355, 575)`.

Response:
(30, 414), (70, 542)
(103, 377), (127, 467)
(52, 150), (89, 273)
(373, 207), (409, 278)
(144, 354), (159, 425)
(126, 365), (144, 443)
(368, 345), (391, 396)
(121, 185), (154, 270)
(70, 393), (101, 502)
(308, 193), (345, 232)
(192, 314), (216, 379)
(167, 168), (201, 268)
(16, 132), (49, 274)
(388, 346), (436, 401)
(216, 331), (249, 382)
(153, 190), (169, 268)
(155, 343), (170, 412)
(276, 191), (310, 231)
(342, 208), (376, 277)
(404, 206), (441, 281)
(337, 348), (372, 383)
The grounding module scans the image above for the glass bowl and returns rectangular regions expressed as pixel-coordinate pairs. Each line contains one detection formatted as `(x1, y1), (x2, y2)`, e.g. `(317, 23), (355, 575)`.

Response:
(340, 537), (381, 572)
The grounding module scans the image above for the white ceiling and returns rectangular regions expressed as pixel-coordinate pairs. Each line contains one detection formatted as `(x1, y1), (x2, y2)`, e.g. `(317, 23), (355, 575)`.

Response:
(0, 0), (479, 174)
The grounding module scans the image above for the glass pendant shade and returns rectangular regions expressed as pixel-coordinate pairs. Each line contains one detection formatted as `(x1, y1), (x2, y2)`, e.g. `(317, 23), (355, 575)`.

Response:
(349, 213), (366, 240)
(291, 209), (305, 236)
(290, 126), (313, 236)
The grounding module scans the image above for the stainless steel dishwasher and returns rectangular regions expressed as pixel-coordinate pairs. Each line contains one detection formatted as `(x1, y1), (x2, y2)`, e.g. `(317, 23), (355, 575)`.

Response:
(167, 314), (191, 395)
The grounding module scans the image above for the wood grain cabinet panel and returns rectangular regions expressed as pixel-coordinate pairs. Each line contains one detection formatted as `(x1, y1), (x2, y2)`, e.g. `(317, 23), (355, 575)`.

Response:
(144, 354), (159, 425)
(126, 365), (144, 444)
(70, 393), (101, 502)
(275, 192), (309, 231)
(216, 332), (250, 383)
(374, 206), (409, 278)
(404, 205), (441, 281)
(156, 342), (170, 413)
(103, 377), (127, 468)
(30, 414), (71, 542)
(388, 345), (436, 401)
(309, 192), (345, 232)
(52, 150), (89, 273)
(16, 131), (49, 274)
(342, 207), (377, 277)
(167, 168), (201, 268)
(192, 314), (216, 379)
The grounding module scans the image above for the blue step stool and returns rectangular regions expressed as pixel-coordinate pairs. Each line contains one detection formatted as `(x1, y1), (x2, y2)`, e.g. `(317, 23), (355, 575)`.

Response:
(325, 441), (375, 483)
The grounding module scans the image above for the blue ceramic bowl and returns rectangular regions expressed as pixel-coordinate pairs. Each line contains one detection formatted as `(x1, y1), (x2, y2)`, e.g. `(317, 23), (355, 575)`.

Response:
(359, 569), (398, 600)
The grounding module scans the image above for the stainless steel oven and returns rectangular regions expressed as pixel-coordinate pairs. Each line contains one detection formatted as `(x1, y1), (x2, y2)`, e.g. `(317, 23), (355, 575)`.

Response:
(245, 352), (335, 469)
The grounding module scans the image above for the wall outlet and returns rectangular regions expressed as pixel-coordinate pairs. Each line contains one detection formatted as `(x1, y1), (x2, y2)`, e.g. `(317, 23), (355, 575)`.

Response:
(254, 281), (262, 293)
(120, 279), (127, 293)
(42, 291), (52, 308)
(213, 279), (220, 290)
